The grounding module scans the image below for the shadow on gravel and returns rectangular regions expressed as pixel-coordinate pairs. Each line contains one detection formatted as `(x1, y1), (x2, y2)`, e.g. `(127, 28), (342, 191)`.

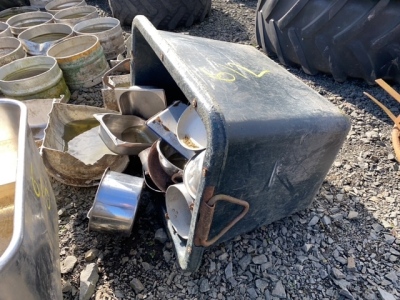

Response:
(179, 1), (258, 45)
(267, 58), (400, 128)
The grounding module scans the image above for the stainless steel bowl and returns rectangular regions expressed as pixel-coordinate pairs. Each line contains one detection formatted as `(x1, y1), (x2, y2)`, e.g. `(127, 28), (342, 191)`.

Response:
(166, 183), (194, 239)
(146, 101), (195, 160)
(176, 105), (207, 151)
(138, 147), (151, 174)
(146, 140), (172, 192)
(156, 139), (187, 177)
(88, 168), (144, 236)
(183, 150), (206, 199)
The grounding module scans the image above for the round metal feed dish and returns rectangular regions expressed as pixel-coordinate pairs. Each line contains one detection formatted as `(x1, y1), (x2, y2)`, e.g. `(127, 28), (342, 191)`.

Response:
(156, 139), (187, 177)
(18, 23), (73, 56)
(0, 55), (70, 101)
(147, 141), (173, 192)
(183, 150), (206, 199)
(176, 105), (207, 151)
(0, 37), (26, 67)
(0, 6), (39, 23)
(7, 11), (54, 36)
(73, 17), (124, 60)
(166, 183), (194, 239)
(53, 5), (98, 27)
(47, 35), (110, 89)
(45, 0), (87, 15)
(0, 22), (12, 37)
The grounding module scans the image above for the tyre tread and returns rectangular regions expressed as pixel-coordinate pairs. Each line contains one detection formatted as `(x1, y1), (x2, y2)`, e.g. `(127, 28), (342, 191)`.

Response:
(256, 0), (400, 84)
(108, 0), (211, 29)
(276, 0), (309, 29)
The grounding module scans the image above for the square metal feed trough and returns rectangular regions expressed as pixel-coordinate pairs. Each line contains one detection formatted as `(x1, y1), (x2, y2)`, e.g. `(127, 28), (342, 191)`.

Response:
(0, 99), (61, 299)
(131, 16), (350, 271)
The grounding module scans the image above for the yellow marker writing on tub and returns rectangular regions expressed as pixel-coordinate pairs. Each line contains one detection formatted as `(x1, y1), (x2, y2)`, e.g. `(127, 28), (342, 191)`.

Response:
(199, 62), (270, 82)
(31, 163), (51, 210)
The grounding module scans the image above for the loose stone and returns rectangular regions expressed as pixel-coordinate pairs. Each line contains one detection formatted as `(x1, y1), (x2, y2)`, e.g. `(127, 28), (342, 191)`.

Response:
(377, 288), (396, 300)
(130, 278), (145, 294)
(308, 216), (320, 226)
(347, 211), (359, 220)
(271, 280), (286, 299)
(252, 254), (268, 265)
(238, 254), (251, 270)
(225, 262), (233, 279)
(347, 257), (356, 272)
(79, 263), (99, 300)
(155, 228), (168, 244)
(61, 256), (78, 274)
(199, 278), (210, 293)
(84, 249), (98, 262)
(332, 267), (346, 279)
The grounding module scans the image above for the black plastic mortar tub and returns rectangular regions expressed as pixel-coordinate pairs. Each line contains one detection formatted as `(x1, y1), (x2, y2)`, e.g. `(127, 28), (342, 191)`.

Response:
(131, 15), (351, 271)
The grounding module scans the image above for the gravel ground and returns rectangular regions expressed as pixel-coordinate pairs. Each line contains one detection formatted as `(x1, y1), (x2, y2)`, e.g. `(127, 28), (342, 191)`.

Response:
(56, 1), (400, 299)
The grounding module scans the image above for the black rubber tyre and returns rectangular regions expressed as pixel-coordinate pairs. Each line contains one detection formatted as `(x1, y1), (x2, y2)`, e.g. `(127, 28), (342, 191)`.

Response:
(0, 0), (30, 11)
(108, 0), (211, 30)
(256, 0), (400, 84)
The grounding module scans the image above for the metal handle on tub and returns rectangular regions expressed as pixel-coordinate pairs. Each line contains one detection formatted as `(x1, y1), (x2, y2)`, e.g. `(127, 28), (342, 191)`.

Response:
(195, 193), (249, 247)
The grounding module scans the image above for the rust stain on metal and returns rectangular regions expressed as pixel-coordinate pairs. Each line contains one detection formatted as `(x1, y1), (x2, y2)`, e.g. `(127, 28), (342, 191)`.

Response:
(202, 167), (208, 177)
(49, 37), (109, 89)
(192, 99), (197, 108)
(162, 124), (170, 132)
(183, 135), (198, 149)
(56, 41), (101, 63)
(194, 198), (214, 246)
(165, 212), (169, 220)
(194, 186), (215, 246)
(196, 194), (250, 247)
(364, 78), (400, 161)
(202, 186), (215, 204)
(0, 57), (71, 101)
(155, 116), (170, 132)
